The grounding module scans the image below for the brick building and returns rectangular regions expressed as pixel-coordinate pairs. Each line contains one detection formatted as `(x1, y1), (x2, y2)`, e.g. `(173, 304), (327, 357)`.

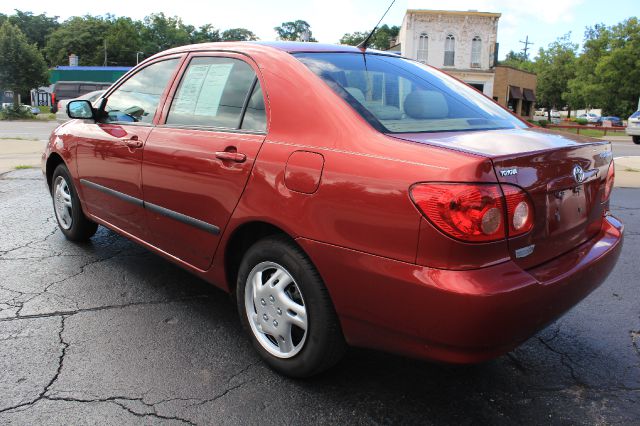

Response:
(493, 66), (537, 118)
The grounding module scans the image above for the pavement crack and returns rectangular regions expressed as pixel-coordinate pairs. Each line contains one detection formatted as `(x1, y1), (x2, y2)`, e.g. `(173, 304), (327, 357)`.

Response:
(537, 334), (586, 387)
(630, 330), (640, 359)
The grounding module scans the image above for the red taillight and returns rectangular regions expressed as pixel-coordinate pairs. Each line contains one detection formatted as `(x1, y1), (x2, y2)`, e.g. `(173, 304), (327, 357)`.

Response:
(502, 185), (534, 237)
(51, 93), (56, 106)
(602, 161), (615, 202)
(410, 183), (534, 242)
(411, 183), (506, 242)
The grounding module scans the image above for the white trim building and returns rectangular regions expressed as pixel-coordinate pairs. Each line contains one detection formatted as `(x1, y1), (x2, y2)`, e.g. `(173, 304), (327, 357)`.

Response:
(396, 9), (501, 97)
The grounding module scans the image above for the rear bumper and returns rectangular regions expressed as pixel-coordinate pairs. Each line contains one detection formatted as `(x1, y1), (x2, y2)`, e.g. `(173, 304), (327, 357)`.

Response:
(298, 214), (623, 363)
(626, 126), (640, 136)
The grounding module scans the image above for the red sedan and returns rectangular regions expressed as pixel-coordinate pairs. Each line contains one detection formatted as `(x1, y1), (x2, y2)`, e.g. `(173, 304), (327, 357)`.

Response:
(43, 42), (623, 377)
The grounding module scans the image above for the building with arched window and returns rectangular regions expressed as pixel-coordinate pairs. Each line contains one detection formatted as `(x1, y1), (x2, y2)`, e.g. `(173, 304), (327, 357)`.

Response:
(391, 9), (537, 118)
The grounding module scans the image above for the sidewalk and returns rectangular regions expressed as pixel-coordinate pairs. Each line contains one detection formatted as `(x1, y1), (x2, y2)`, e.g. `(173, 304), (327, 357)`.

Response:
(615, 156), (640, 188)
(0, 139), (45, 174)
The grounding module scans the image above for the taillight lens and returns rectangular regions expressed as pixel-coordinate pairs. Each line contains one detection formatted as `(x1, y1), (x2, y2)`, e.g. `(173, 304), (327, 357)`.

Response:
(410, 183), (534, 242)
(411, 183), (506, 242)
(502, 185), (534, 237)
(602, 161), (615, 202)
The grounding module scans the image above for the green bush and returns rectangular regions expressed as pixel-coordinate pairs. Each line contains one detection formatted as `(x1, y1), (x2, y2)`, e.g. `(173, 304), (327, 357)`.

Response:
(0, 105), (35, 120)
(536, 120), (549, 128)
(575, 118), (588, 125)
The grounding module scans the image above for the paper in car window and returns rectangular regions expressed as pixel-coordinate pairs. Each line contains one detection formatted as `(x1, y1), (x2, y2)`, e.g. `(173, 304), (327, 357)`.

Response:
(172, 63), (233, 117)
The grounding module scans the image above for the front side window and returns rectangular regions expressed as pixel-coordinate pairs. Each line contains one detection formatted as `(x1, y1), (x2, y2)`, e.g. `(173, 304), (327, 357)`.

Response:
(103, 59), (180, 124)
(444, 34), (455, 67)
(166, 56), (265, 131)
(471, 36), (482, 68)
(296, 52), (525, 134)
(417, 34), (428, 63)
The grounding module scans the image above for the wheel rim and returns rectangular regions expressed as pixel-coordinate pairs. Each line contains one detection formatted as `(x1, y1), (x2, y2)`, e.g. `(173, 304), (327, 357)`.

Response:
(245, 261), (308, 358)
(53, 176), (73, 230)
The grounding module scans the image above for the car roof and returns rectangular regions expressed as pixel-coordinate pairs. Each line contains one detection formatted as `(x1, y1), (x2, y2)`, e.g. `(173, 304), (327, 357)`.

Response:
(155, 41), (395, 57)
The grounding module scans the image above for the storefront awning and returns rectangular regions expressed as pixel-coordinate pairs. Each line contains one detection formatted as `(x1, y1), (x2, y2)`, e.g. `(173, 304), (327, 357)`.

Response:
(509, 86), (523, 99)
(523, 88), (536, 102)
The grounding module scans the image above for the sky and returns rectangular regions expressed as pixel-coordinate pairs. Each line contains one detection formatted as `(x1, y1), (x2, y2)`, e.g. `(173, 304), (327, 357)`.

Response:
(1, 0), (637, 59)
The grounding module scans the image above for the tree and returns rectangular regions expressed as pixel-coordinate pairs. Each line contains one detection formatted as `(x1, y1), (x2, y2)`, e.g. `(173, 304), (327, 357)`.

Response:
(221, 28), (257, 41)
(191, 24), (221, 43)
(3, 10), (59, 49)
(566, 18), (640, 117)
(340, 25), (400, 50)
(499, 50), (536, 72)
(44, 16), (110, 66)
(0, 22), (48, 107)
(140, 13), (192, 56)
(533, 34), (578, 119)
(274, 20), (316, 42)
(104, 17), (143, 66)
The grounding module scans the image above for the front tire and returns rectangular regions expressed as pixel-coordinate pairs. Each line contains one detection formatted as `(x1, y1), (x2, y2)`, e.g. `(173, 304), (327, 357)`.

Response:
(237, 236), (346, 378)
(633, 135), (640, 145)
(51, 164), (98, 241)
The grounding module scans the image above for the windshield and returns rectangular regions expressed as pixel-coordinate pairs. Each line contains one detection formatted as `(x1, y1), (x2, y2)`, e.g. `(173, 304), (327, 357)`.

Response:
(296, 53), (526, 134)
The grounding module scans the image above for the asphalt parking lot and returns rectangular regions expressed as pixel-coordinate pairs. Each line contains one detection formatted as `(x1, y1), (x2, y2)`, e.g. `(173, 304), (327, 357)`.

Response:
(0, 165), (638, 424)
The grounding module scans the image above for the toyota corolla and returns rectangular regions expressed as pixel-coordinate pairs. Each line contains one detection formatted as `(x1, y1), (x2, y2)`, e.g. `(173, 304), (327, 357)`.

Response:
(43, 42), (623, 377)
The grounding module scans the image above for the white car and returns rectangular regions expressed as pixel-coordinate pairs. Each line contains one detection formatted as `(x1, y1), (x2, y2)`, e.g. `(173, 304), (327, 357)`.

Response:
(626, 111), (640, 144)
(578, 113), (600, 123)
(55, 90), (105, 123)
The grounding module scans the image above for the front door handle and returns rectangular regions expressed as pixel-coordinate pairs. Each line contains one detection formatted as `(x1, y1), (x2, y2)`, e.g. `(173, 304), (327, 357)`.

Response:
(124, 138), (143, 149)
(215, 151), (246, 163)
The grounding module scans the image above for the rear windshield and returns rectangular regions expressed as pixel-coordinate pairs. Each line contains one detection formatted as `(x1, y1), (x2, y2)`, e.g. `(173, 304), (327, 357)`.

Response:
(296, 53), (526, 134)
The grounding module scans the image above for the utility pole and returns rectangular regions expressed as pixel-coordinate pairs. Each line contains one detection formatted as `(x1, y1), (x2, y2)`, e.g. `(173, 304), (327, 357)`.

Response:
(136, 51), (144, 64)
(103, 40), (107, 66)
(520, 35), (534, 58)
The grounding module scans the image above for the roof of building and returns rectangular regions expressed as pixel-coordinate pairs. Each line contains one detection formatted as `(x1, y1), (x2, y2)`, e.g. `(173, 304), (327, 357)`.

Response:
(53, 66), (132, 71)
(406, 9), (501, 18)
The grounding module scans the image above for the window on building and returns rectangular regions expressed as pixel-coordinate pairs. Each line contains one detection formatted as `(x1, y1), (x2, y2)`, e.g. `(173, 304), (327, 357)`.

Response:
(471, 36), (482, 68)
(417, 33), (428, 63)
(444, 34), (455, 67)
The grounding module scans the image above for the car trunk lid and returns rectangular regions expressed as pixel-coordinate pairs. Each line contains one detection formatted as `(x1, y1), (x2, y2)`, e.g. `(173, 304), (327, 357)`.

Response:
(390, 127), (613, 269)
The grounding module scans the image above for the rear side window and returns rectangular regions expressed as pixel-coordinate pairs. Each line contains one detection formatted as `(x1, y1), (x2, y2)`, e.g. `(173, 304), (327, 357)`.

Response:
(166, 57), (266, 131)
(631, 111), (640, 119)
(103, 58), (180, 124)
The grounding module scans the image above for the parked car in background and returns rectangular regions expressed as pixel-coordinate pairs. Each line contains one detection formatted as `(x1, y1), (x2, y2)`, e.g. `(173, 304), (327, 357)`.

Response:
(626, 111), (640, 144)
(578, 113), (601, 123)
(50, 81), (112, 113)
(55, 90), (105, 122)
(44, 42), (623, 377)
(598, 116), (624, 127)
(1, 103), (40, 115)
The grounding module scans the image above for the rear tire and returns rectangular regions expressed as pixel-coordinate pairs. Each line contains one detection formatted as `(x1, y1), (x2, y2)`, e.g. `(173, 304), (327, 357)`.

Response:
(236, 235), (346, 378)
(633, 135), (640, 145)
(51, 164), (98, 241)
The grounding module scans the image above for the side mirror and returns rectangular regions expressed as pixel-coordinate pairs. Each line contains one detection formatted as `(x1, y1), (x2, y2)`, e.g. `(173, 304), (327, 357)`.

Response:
(67, 100), (94, 120)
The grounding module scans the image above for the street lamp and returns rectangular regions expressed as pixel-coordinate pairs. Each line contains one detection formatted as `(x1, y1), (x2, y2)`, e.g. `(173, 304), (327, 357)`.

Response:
(136, 52), (144, 64)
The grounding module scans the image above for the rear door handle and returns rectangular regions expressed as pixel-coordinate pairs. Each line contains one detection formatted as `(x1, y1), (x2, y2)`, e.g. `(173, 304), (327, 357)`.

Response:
(215, 151), (246, 163)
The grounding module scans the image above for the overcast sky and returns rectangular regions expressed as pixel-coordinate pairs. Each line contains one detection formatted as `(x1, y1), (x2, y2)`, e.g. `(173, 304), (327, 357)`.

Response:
(1, 0), (636, 58)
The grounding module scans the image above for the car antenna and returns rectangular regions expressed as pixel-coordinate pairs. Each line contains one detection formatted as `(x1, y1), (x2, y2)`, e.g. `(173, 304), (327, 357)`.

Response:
(357, 0), (396, 51)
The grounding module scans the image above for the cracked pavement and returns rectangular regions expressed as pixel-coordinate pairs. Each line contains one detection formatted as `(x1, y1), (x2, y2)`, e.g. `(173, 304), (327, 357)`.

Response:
(0, 167), (638, 425)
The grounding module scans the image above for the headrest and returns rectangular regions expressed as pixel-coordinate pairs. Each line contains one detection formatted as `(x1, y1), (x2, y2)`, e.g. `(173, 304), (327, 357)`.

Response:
(345, 87), (366, 103)
(403, 90), (448, 119)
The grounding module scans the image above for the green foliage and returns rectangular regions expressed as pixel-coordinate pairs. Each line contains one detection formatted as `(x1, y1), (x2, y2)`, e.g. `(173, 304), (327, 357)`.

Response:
(0, 10), (59, 49)
(44, 15), (110, 65)
(0, 22), (48, 108)
(575, 118), (588, 125)
(536, 120), (549, 128)
(499, 50), (536, 72)
(221, 28), (258, 42)
(339, 24), (400, 50)
(274, 20), (316, 42)
(533, 33), (578, 113)
(567, 18), (640, 117)
(0, 104), (35, 120)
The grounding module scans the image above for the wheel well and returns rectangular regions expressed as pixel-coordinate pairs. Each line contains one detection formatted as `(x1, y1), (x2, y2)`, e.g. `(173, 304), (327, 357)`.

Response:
(224, 221), (291, 293)
(45, 153), (65, 190)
